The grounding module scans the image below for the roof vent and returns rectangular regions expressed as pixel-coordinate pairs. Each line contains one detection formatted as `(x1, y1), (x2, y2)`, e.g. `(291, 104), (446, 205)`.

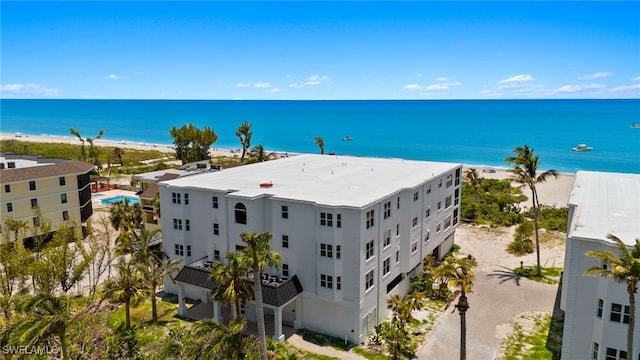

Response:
(260, 182), (273, 188)
(7, 162), (16, 169)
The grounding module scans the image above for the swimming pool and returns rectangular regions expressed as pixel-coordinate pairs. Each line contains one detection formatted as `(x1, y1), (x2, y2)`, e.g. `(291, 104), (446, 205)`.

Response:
(100, 195), (140, 205)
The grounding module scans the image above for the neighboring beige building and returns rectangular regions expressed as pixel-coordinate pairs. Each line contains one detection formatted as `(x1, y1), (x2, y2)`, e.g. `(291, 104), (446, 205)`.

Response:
(0, 153), (94, 241)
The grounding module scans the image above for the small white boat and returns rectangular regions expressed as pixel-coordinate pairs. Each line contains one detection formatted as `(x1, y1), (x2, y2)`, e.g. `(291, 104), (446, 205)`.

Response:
(572, 144), (593, 152)
(342, 136), (353, 141)
(631, 123), (640, 129)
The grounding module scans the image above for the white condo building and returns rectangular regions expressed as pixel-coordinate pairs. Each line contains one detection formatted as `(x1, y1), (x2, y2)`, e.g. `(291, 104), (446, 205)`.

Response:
(560, 171), (640, 360)
(159, 154), (462, 343)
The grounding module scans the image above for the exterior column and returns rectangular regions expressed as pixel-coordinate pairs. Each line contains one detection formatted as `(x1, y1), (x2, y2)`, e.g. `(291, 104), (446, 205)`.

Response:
(293, 297), (303, 329)
(177, 284), (187, 316)
(212, 300), (222, 323)
(272, 307), (285, 342)
(230, 304), (237, 319)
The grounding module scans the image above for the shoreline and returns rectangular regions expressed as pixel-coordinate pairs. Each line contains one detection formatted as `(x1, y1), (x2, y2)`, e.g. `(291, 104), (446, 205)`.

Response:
(1, 131), (576, 207)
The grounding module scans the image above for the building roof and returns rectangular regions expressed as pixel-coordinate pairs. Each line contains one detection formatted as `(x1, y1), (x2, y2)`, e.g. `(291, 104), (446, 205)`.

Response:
(0, 154), (94, 183)
(139, 173), (180, 199)
(568, 171), (640, 246)
(161, 154), (460, 208)
(132, 169), (191, 183)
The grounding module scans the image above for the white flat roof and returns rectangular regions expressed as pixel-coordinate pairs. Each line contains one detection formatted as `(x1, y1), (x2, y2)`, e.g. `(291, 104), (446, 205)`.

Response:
(568, 171), (640, 246)
(161, 154), (461, 208)
(132, 169), (190, 182)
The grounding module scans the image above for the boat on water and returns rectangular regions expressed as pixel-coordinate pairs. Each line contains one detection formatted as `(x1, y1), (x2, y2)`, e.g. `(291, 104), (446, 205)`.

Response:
(572, 144), (593, 152)
(342, 136), (353, 141)
(631, 123), (640, 129)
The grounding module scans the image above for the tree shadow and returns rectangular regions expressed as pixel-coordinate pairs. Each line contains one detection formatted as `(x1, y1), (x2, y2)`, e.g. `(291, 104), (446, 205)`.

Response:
(487, 266), (521, 286)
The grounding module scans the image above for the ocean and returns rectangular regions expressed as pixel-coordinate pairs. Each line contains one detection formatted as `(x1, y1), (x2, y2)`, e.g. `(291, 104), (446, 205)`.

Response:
(1, 99), (639, 174)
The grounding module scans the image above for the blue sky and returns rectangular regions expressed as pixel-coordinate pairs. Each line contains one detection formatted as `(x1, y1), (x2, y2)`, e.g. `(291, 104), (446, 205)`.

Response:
(1, 1), (639, 100)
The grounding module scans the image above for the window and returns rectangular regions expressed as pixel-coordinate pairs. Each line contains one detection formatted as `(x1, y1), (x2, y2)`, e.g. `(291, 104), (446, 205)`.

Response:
(384, 229), (391, 247)
(173, 218), (183, 230)
(282, 235), (289, 248)
(214, 250), (220, 261)
(454, 188), (460, 206)
(62, 211), (69, 221)
(185, 220), (190, 231)
(596, 298), (603, 318)
(186, 245), (191, 257)
(436, 224), (441, 233)
(455, 168), (461, 186)
(412, 217), (418, 227)
(281, 205), (289, 219)
(592, 343), (599, 360)
(413, 191), (419, 201)
(61, 193), (68, 204)
(59, 176), (66, 186)
(335, 245), (341, 259)
(426, 207), (431, 219)
(384, 201), (391, 219)
(606, 347), (627, 360)
(424, 230), (430, 243)
(426, 185), (431, 194)
(172, 192), (181, 204)
(366, 240), (375, 260)
(446, 174), (453, 188)
(213, 223), (219, 235)
(411, 241), (418, 254)
(320, 243), (333, 258)
(174, 244), (184, 256)
(397, 196), (400, 209)
(4, 184), (10, 193)
(445, 195), (452, 209)
(365, 270), (374, 290)
(327, 213), (333, 226)
(337, 276), (342, 290)
(32, 217), (40, 227)
(383, 257), (390, 276)
(366, 210), (375, 229)
(31, 198), (38, 208)
(610, 303), (630, 324)
(453, 208), (459, 226)
(320, 274), (333, 289)
(444, 216), (452, 230)
(235, 203), (247, 224)
(396, 223), (400, 237)
(337, 214), (342, 228)
(437, 202), (442, 211)
(320, 212), (333, 226)
(6, 203), (13, 212)
(184, 193), (189, 205)
(212, 196), (219, 208)
(29, 181), (36, 191)
(438, 179), (443, 188)
(396, 249), (399, 263)
(282, 264), (289, 277)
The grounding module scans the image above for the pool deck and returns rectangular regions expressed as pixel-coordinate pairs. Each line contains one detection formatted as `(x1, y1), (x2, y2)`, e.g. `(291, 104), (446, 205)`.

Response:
(92, 189), (139, 209)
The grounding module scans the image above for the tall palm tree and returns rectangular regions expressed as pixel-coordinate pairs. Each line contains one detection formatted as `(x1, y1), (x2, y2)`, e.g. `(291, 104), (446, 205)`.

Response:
(314, 136), (325, 155)
(70, 128), (104, 163)
(247, 144), (276, 163)
(585, 234), (640, 359)
(505, 144), (558, 276)
(241, 232), (281, 360)
(210, 251), (253, 319)
(1, 293), (71, 359)
(193, 318), (261, 360)
(130, 228), (181, 323)
(110, 199), (143, 255)
(463, 168), (483, 201)
(101, 260), (151, 330)
(236, 121), (253, 162)
(434, 254), (477, 360)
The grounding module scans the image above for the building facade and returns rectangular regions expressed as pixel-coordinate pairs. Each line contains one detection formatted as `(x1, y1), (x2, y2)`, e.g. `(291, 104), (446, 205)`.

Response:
(560, 171), (640, 360)
(0, 154), (94, 241)
(160, 154), (462, 343)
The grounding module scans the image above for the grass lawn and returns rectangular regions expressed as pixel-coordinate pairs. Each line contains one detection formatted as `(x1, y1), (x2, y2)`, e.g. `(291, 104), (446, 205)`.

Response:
(513, 266), (563, 284)
(499, 313), (560, 360)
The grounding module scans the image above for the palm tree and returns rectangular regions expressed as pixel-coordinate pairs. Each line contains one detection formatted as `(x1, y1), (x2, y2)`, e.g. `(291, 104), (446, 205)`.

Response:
(434, 254), (477, 360)
(314, 136), (325, 155)
(130, 228), (181, 323)
(505, 144), (558, 276)
(70, 128), (104, 163)
(247, 144), (276, 163)
(210, 251), (253, 319)
(110, 199), (143, 255)
(101, 260), (151, 329)
(193, 318), (261, 360)
(241, 232), (281, 360)
(585, 234), (640, 359)
(112, 147), (125, 165)
(236, 121), (253, 162)
(1, 293), (71, 359)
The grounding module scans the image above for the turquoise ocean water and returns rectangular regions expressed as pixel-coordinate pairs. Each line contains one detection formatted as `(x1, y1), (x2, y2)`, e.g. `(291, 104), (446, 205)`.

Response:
(1, 99), (639, 174)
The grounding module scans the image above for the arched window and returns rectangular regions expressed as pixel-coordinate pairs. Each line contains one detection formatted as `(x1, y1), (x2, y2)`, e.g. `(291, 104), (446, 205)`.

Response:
(235, 203), (247, 224)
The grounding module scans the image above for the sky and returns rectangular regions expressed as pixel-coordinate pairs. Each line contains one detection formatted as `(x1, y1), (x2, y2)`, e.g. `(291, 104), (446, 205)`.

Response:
(1, 1), (639, 100)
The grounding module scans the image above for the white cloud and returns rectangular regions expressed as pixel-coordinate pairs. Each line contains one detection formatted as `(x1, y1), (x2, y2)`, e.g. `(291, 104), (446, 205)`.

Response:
(436, 77), (449, 82)
(403, 84), (423, 90)
(610, 84), (640, 92)
(288, 83), (304, 88)
(632, 76), (640, 82)
(578, 72), (612, 80)
(234, 82), (252, 88)
(105, 74), (120, 80)
(0, 83), (59, 96)
(417, 77), (462, 92)
(498, 74), (535, 83)
(305, 75), (330, 86)
(267, 88), (280, 93)
(552, 84), (605, 93)
(425, 84), (449, 91)
(253, 82), (272, 88)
